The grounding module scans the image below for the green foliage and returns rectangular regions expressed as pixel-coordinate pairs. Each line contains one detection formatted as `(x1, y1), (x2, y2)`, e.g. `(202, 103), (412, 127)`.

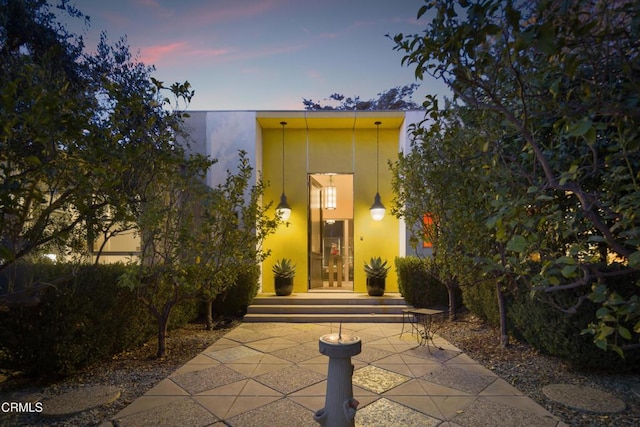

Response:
(0, 0), (194, 276)
(211, 263), (261, 318)
(393, 0), (640, 354)
(0, 263), (155, 377)
(364, 257), (390, 280)
(509, 277), (640, 370)
(272, 258), (296, 279)
(460, 281), (501, 327)
(303, 84), (423, 111)
(395, 256), (449, 308)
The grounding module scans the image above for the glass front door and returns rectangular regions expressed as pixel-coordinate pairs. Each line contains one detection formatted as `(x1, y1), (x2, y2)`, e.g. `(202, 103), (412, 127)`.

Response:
(308, 174), (353, 290)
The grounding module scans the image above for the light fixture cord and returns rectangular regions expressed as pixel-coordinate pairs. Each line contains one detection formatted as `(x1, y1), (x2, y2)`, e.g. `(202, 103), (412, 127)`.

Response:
(281, 122), (286, 193)
(376, 122), (380, 193)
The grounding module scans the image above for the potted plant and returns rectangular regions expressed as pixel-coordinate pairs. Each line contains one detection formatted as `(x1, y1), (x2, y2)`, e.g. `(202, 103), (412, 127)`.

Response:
(364, 256), (390, 296)
(273, 258), (295, 296)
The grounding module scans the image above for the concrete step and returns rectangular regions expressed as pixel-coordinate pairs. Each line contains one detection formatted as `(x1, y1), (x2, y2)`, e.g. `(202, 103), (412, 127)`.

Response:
(242, 313), (406, 323)
(243, 292), (410, 323)
(249, 293), (407, 306)
(247, 304), (406, 315)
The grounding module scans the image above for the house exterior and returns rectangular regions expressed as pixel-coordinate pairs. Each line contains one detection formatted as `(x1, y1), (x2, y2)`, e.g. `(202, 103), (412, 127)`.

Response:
(180, 110), (428, 294)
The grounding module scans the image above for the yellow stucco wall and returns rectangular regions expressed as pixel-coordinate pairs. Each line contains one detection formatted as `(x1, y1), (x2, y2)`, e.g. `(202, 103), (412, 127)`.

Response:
(261, 119), (400, 294)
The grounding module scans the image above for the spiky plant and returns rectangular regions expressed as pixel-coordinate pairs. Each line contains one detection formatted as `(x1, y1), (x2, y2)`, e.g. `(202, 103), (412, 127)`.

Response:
(272, 258), (296, 279)
(364, 257), (390, 279)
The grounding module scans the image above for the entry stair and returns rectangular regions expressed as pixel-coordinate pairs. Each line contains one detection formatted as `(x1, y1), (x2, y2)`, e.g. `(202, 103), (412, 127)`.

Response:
(243, 292), (410, 323)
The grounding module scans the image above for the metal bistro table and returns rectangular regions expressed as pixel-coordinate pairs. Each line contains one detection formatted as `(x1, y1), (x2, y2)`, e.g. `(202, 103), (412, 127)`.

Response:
(401, 308), (445, 351)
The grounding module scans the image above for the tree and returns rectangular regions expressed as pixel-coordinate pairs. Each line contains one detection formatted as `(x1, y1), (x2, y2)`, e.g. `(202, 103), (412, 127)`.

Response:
(0, 0), (194, 302)
(119, 150), (212, 358)
(1, 0), (96, 273)
(120, 151), (278, 357)
(392, 0), (640, 354)
(196, 151), (278, 330)
(303, 84), (423, 110)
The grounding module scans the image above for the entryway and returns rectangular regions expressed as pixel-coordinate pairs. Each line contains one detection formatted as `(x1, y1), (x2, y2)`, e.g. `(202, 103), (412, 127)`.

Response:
(308, 174), (354, 291)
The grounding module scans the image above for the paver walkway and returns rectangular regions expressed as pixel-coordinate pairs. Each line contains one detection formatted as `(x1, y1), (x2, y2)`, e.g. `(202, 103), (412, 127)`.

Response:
(109, 322), (565, 427)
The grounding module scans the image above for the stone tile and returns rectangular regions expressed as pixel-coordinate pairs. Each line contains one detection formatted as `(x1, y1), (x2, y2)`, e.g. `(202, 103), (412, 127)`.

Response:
(226, 397), (317, 427)
(385, 395), (445, 420)
(254, 365), (326, 394)
(382, 379), (428, 396)
(290, 380), (327, 397)
(223, 329), (270, 344)
(284, 331), (322, 344)
(480, 378), (524, 396)
(353, 366), (411, 394)
(371, 362), (414, 378)
(353, 345), (394, 363)
(171, 365), (246, 395)
(422, 364), (497, 395)
(195, 395), (281, 419)
(403, 346), (461, 363)
(419, 379), (471, 396)
(144, 379), (189, 396)
(406, 362), (440, 378)
(270, 342), (321, 363)
(353, 386), (383, 408)
(115, 397), (218, 427)
(296, 361), (328, 376)
(203, 337), (242, 351)
(542, 383), (627, 414)
(452, 397), (558, 427)
(191, 395), (236, 419)
(113, 396), (184, 419)
(289, 395), (326, 412)
(355, 398), (440, 427)
(181, 353), (219, 366)
(262, 326), (301, 337)
(206, 345), (263, 363)
(430, 396), (477, 420)
(245, 337), (299, 353)
(227, 361), (292, 377)
(196, 379), (248, 396)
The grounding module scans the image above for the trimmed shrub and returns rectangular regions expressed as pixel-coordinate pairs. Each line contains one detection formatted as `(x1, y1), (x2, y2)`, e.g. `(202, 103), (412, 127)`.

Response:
(508, 268), (640, 370)
(211, 264), (261, 318)
(0, 263), (155, 377)
(460, 280), (501, 326)
(395, 256), (448, 308)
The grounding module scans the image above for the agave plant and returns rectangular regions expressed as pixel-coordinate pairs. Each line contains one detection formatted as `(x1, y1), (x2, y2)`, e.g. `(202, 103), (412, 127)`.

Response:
(272, 258), (296, 279)
(364, 257), (390, 279)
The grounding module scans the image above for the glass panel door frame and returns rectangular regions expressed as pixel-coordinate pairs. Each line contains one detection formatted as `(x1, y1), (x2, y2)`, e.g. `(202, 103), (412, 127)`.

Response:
(308, 173), (354, 291)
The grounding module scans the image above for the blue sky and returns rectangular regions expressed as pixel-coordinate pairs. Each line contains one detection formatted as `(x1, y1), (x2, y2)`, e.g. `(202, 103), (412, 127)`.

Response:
(61, 0), (450, 110)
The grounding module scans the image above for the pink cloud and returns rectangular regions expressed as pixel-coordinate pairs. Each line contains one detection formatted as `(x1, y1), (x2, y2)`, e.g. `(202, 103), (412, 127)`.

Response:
(140, 42), (186, 64)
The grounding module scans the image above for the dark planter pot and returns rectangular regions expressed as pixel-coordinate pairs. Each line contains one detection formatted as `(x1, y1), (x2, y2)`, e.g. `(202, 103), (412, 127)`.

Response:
(275, 277), (293, 296)
(366, 277), (385, 297)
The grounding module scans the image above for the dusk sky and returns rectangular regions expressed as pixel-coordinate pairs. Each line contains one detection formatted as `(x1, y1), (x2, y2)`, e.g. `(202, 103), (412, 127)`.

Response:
(60, 0), (450, 111)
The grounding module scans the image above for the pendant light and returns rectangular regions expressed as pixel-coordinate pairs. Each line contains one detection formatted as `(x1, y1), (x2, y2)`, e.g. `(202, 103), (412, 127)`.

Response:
(325, 175), (337, 210)
(276, 121), (291, 221)
(370, 121), (385, 221)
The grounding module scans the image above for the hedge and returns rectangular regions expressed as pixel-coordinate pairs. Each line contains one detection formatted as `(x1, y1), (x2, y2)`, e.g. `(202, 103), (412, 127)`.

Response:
(395, 256), (449, 308)
(0, 262), (196, 377)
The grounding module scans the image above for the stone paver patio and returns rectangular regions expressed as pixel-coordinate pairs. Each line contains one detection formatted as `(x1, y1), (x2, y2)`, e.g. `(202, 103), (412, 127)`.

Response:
(106, 322), (566, 426)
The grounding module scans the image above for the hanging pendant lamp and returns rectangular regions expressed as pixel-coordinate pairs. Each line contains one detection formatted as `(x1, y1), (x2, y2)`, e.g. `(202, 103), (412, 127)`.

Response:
(276, 121), (291, 221)
(370, 121), (385, 221)
(325, 175), (337, 210)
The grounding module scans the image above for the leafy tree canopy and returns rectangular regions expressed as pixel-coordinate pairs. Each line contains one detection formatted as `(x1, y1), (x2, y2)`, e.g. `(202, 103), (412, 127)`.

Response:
(392, 0), (640, 355)
(303, 83), (423, 110)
